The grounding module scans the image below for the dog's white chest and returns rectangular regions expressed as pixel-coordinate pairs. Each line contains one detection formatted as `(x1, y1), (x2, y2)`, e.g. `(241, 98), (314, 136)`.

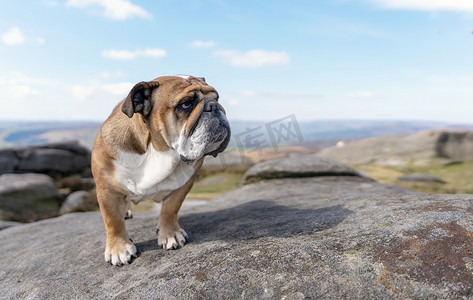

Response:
(113, 145), (195, 203)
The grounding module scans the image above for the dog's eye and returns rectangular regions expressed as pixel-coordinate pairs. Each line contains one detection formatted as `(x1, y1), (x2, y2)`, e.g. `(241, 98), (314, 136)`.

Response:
(181, 100), (192, 110)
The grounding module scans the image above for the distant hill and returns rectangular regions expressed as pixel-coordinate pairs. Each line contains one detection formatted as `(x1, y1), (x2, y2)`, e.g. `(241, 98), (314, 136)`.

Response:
(316, 130), (473, 166)
(0, 120), (472, 150)
(0, 121), (101, 149)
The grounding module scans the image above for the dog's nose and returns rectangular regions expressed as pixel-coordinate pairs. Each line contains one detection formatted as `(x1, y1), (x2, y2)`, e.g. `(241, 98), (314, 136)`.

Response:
(203, 99), (219, 112)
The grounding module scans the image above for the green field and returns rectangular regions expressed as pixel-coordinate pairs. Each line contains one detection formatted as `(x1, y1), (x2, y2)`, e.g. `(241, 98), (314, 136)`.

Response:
(354, 161), (473, 194)
(187, 166), (249, 199)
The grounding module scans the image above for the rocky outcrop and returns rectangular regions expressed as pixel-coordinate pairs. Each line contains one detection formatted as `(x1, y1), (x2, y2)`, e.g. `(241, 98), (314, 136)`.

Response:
(0, 141), (91, 176)
(435, 131), (473, 161)
(316, 130), (473, 166)
(0, 173), (63, 222)
(1, 157), (473, 299)
(59, 190), (98, 215)
(241, 155), (361, 184)
(0, 142), (96, 221)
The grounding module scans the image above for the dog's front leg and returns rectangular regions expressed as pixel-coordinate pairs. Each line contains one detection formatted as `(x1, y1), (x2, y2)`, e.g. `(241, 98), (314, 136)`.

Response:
(157, 176), (195, 250)
(97, 187), (137, 265)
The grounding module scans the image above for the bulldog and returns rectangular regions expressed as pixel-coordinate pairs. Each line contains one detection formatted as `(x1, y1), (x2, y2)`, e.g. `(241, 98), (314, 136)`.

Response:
(91, 75), (230, 266)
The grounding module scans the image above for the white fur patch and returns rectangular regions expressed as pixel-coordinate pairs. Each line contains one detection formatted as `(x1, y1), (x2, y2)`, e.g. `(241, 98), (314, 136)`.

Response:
(171, 110), (228, 161)
(171, 126), (208, 162)
(176, 75), (190, 80)
(113, 144), (195, 203)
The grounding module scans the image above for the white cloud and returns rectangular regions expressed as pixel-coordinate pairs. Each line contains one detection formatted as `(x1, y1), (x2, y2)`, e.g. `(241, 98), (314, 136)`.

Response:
(9, 84), (40, 98)
(100, 71), (124, 79)
(102, 49), (137, 60)
(66, 0), (151, 20)
(0, 73), (138, 120)
(36, 37), (46, 45)
(214, 49), (290, 67)
(366, 0), (473, 11)
(139, 48), (167, 58)
(0, 74), (57, 98)
(240, 90), (257, 97)
(238, 90), (322, 99)
(102, 82), (133, 96)
(228, 99), (239, 106)
(6, 72), (59, 87)
(190, 40), (217, 48)
(71, 84), (95, 100)
(0, 78), (40, 98)
(2, 27), (46, 46)
(349, 91), (374, 99)
(69, 81), (134, 99)
(2, 27), (26, 46)
(102, 48), (166, 60)
(44, 0), (59, 6)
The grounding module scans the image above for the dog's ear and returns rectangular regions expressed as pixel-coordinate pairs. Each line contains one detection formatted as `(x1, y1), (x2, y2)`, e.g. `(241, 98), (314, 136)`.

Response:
(122, 81), (159, 118)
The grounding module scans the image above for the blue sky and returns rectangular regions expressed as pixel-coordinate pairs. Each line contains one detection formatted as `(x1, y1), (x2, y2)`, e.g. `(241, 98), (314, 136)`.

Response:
(1, 0), (472, 123)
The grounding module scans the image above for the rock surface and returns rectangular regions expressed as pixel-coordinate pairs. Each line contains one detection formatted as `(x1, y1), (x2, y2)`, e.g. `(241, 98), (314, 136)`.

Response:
(0, 141), (91, 176)
(317, 130), (473, 166)
(0, 220), (21, 230)
(241, 154), (361, 184)
(2, 157), (473, 298)
(0, 173), (63, 222)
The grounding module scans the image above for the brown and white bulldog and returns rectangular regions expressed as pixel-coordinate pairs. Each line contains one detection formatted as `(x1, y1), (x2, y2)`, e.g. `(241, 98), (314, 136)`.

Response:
(91, 75), (230, 266)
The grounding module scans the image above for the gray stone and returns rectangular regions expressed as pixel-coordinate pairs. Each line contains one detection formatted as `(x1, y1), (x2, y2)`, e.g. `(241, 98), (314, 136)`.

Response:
(0, 173), (63, 222)
(0, 149), (19, 173)
(2, 167), (473, 298)
(59, 190), (98, 215)
(241, 154), (361, 184)
(0, 220), (22, 230)
(436, 131), (473, 161)
(0, 141), (91, 175)
(398, 172), (445, 183)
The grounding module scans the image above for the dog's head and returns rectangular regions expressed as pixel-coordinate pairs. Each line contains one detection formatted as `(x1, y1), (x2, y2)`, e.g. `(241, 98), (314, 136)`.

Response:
(121, 75), (230, 162)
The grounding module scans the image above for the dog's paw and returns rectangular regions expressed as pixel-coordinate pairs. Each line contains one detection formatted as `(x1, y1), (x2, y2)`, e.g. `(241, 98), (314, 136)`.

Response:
(158, 228), (188, 250)
(104, 239), (137, 266)
(124, 209), (133, 219)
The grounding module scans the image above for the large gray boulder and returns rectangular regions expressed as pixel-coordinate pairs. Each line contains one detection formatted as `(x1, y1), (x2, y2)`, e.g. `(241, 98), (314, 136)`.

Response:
(0, 173), (63, 222)
(0, 149), (18, 173)
(0, 141), (91, 176)
(59, 190), (98, 215)
(317, 130), (473, 166)
(1, 163), (473, 298)
(241, 154), (361, 184)
(436, 131), (473, 161)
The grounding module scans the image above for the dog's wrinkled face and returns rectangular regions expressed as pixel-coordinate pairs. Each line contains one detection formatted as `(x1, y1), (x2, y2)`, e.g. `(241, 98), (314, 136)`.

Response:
(122, 75), (230, 162)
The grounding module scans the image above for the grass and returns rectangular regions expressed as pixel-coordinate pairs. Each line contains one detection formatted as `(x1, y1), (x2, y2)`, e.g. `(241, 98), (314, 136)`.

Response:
(353, 161), (473, 194)
(187, 166), (248, 200)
